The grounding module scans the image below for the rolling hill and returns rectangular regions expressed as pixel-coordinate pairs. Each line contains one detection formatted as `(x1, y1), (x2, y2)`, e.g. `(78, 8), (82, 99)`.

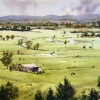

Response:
(0, 14), (100, 23)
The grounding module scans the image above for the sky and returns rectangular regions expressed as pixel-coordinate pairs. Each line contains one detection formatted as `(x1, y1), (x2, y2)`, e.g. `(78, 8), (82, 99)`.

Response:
(0, 0), (100, 16)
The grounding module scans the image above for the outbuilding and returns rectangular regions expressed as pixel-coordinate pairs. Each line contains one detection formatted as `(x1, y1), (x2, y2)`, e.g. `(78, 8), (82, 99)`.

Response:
(20, 64), (42, 72)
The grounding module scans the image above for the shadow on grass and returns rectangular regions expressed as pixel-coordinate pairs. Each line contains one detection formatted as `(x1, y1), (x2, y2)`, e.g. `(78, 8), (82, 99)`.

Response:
(39, 49), (49, 51)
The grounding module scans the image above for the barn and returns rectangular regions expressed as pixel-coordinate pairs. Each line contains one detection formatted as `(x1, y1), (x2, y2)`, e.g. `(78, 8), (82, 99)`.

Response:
(20, 64), (42, 72)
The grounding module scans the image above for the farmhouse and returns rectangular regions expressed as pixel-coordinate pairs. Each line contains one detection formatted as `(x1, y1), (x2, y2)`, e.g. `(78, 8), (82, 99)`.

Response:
(20, 64), (42, 72)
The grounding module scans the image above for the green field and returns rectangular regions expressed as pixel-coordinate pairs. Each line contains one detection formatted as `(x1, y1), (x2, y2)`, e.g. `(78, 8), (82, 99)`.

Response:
(0, 28), (100, 100)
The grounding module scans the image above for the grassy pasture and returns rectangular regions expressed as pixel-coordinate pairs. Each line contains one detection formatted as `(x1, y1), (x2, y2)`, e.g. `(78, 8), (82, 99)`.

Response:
(0, 28), (100, 100)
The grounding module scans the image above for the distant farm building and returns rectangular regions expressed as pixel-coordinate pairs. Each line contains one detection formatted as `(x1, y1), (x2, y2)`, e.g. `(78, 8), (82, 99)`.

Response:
(19, 64), (42, 72)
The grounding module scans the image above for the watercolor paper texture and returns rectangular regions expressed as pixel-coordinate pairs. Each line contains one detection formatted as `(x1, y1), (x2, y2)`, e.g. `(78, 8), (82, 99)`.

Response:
(0, 0), (100, 100)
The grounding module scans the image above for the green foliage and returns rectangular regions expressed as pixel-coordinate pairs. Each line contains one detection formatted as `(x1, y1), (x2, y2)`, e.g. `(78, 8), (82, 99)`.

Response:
(37, 70), (45, 74)
(33, 43), (40, 50)
(88, 89), (99, 100)
(34, 78), (76, 100)
(91, 32), (95, 37)
(46, 88), (55, 100)
(64, 40), (67, 47)
(9, 63), (15, 72)
(1, 51), (13, 69)
(34, 90), (44, 100)
(17, 50), (20, 55)
(18, 39), (23, 45)
(6, 35), (10, 41)
(26, 41), (32, 49)
(80, 94), (89, 100)
(80, 89), (100, 100)
(11, 35), (15, 40)
(56, 77), (76, 100)
(97, 76), (100, 87)
(0, 81), (19, 100)
(21, 25), (26, 31)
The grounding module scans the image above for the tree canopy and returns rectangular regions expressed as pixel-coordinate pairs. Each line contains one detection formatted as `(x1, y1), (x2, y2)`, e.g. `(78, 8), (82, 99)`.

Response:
(0, 81), (19, 100)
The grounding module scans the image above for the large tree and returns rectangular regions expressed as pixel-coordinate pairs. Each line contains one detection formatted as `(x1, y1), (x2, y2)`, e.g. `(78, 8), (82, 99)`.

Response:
(0, 81), (19, 100)
(1, 51), (13, 69)
(56, 78), (76, 100)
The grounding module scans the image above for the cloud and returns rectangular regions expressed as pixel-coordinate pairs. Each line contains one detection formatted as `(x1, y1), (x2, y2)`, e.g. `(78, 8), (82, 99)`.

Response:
(61, 6), (68, 15)
(71, 0), (100, 15)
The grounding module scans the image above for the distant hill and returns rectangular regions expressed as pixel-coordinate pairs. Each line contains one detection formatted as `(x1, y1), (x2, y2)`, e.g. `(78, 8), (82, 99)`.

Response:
(0, 14), (100, 23)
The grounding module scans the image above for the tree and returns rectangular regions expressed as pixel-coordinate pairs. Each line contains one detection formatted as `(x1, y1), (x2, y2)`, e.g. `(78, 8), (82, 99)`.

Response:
(21, 25), (26, 31)
(97, 76), (100, 87)
(0, 81), (19, 100)
(26, 41), (32, 49)
(80, 94), (89, 100)
(0, 35), (2, 39)
(46, 88), (55, 100)
(34, 43), (40, 50)
(97, 21), (100, 27)
(88, 89), (99, 100)
(18, 39), (23, 45)
(92, 22), (96, 28)
(84, 32), (88, 37)
(56, 77), (76, 100)
(11, 35), (15, 40)
(64, 40), (67, 47)
(27, 26), (31, 31)
(13, 25), (19, 31)
(1, 51), (13, 69)
(9, 63), (15, 72)
(6, 35), (10, 41)
(17, 50), (20, 55)
(33, 45), (37, 50)
(83, 45), (86, 49)
(91, 32), (95, 37)
(53, 35), (55, 39)
(34, 90), (44, 100)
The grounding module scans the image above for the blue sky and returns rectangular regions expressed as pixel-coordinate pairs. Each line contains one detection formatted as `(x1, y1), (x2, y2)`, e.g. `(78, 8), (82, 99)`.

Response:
(0, 0), (100, 16)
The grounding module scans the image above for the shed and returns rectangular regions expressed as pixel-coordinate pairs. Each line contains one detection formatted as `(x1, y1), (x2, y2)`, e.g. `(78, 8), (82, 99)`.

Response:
(20, 64), (42, 72)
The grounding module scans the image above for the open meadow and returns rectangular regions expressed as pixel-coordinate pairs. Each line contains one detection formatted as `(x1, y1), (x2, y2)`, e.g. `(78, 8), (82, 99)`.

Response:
(0, 28), (100, 100)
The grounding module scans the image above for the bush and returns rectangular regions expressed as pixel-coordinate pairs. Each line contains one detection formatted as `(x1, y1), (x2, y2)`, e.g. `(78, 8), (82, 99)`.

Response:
(37, 70), (45, 74)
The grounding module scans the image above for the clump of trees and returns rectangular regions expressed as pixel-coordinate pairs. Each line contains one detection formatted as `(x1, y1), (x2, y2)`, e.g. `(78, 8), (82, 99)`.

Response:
(80, 89), (99, 100)
(81, 32), (95, 37)
(26, 41), (32, 49)
(18, 39), (23, 45)
(34, 78), (76, 100)
(0, 81), (19, 100)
